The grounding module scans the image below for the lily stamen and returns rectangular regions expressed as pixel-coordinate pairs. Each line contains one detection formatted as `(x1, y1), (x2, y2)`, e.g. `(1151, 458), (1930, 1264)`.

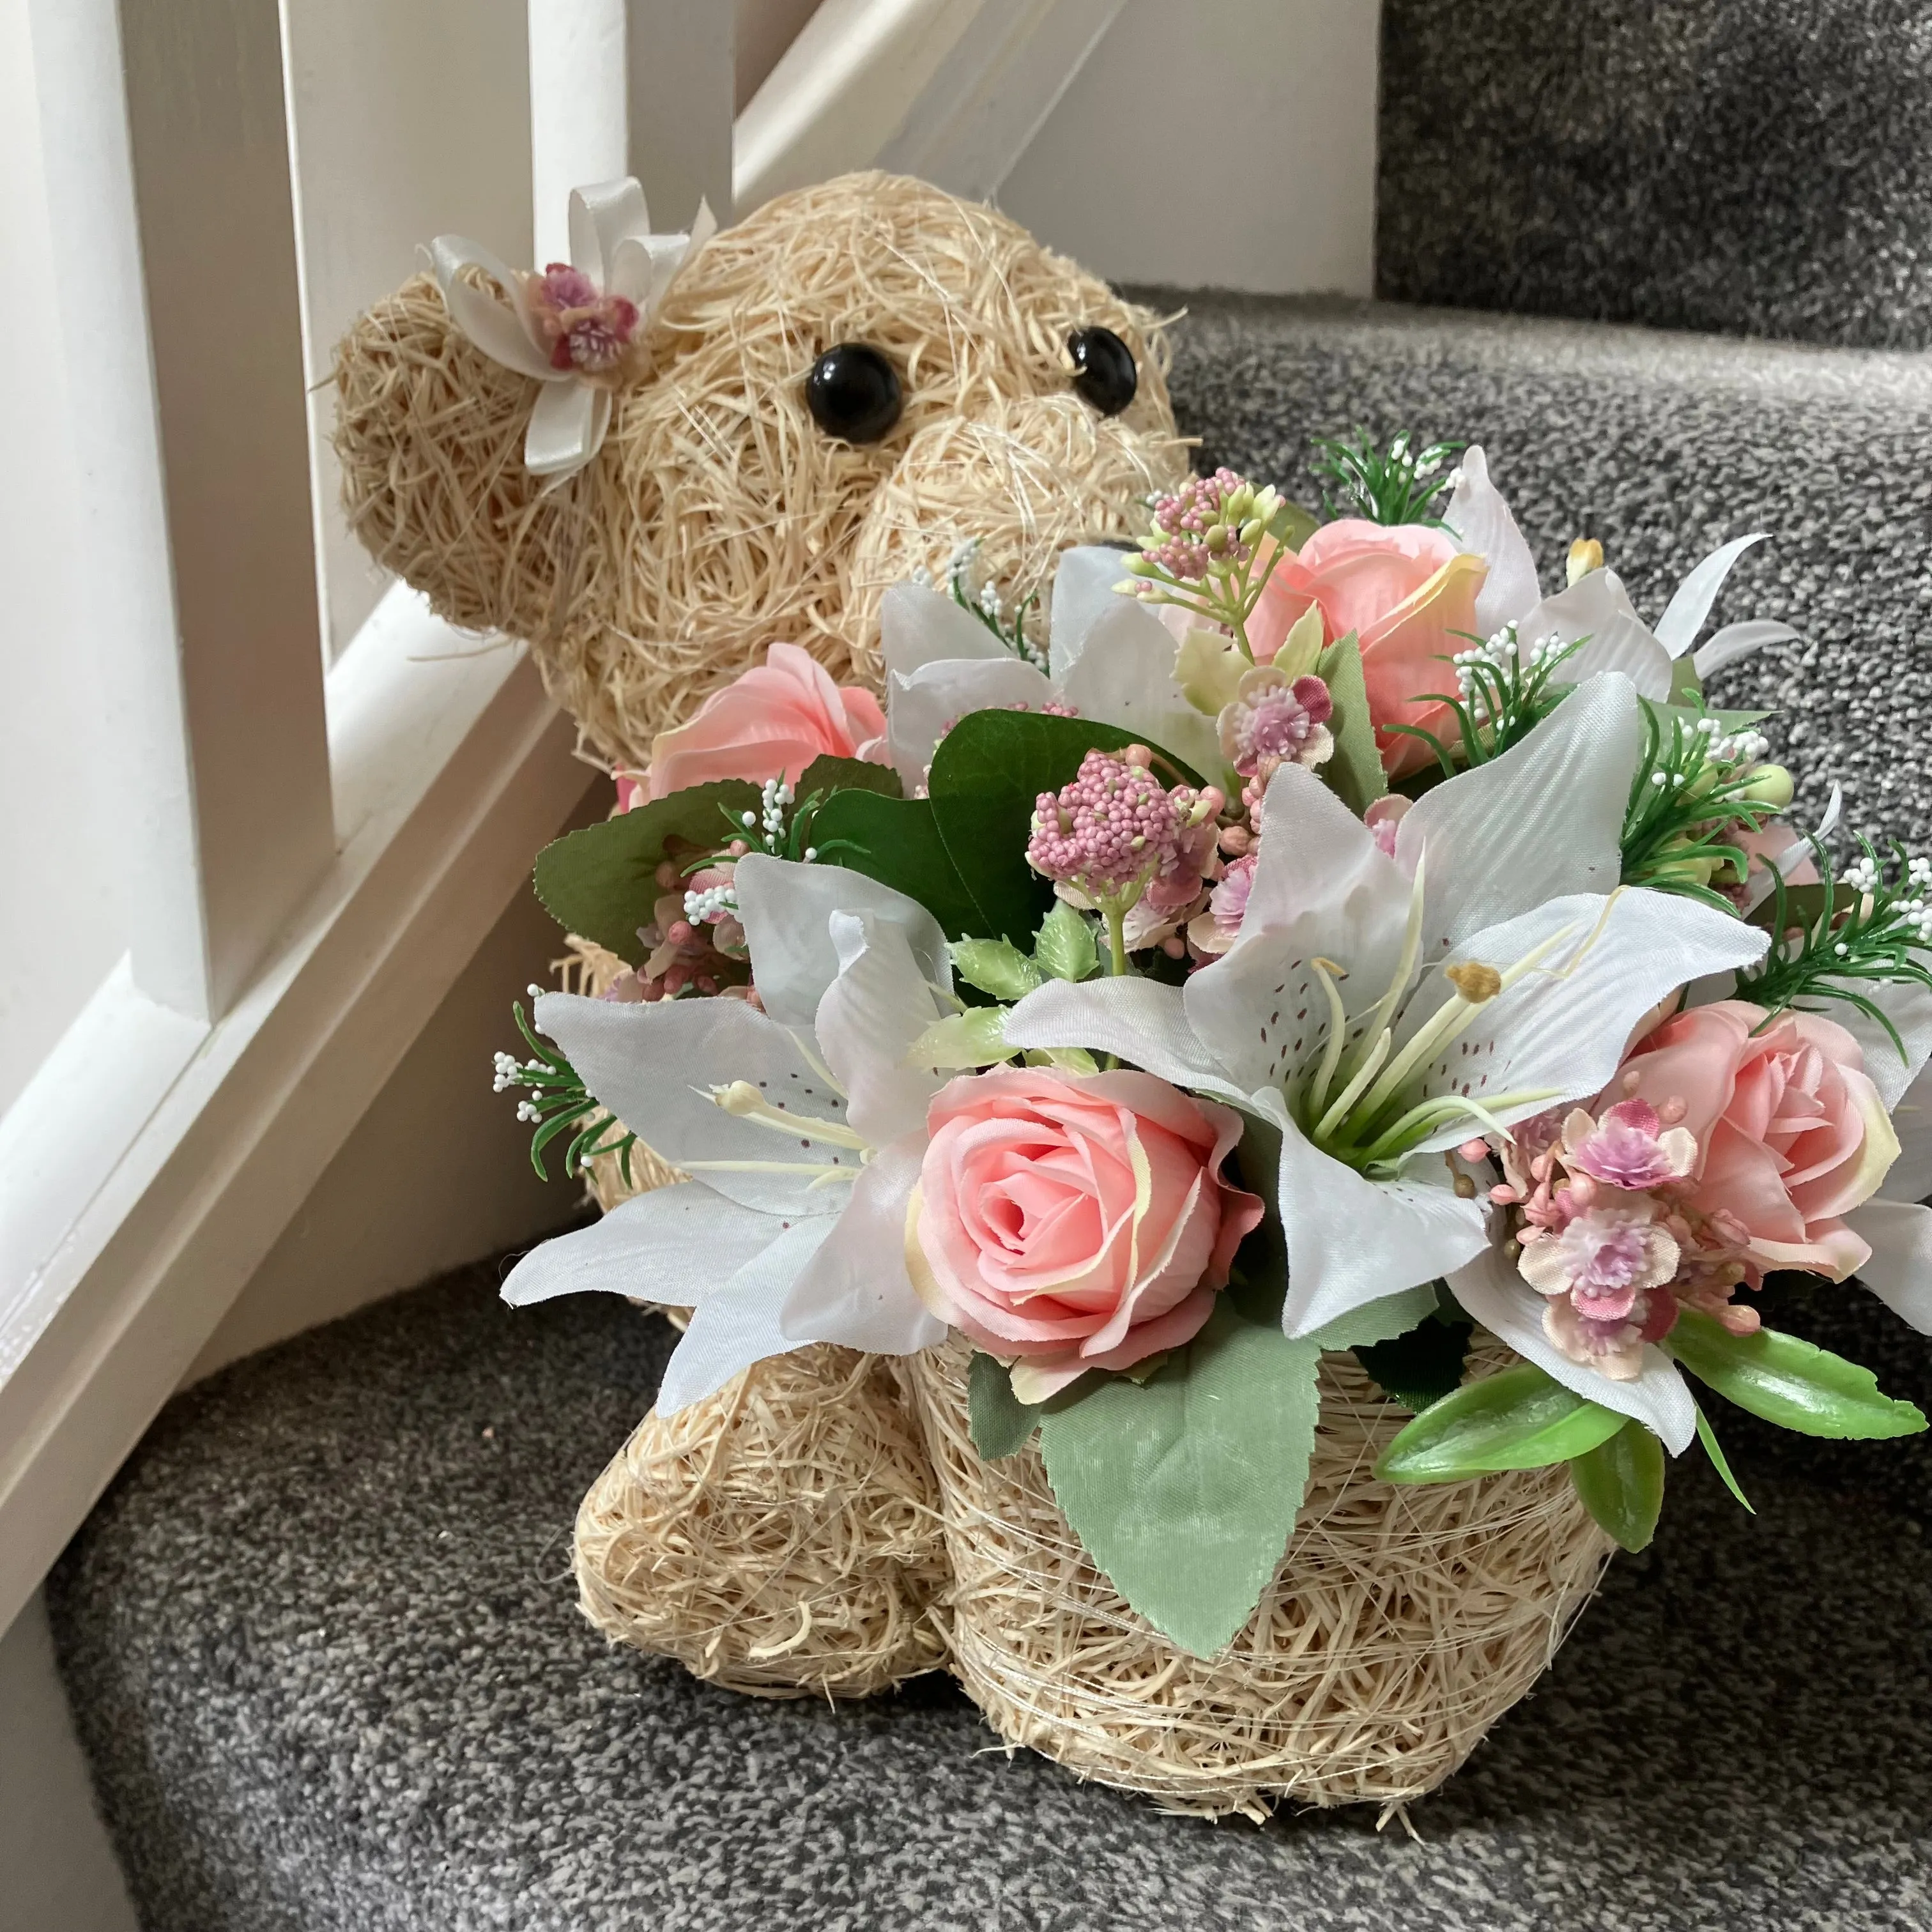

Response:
(707, 1079), (870, 1152)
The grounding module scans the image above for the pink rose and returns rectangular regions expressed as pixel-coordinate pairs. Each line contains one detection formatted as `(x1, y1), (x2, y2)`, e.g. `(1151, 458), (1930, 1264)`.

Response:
(908, 1068), (1265, 1401)
(1618, 1000), (1901, 1280)
(645, 642), (887, 799)
(1245, 521), (1487, 778)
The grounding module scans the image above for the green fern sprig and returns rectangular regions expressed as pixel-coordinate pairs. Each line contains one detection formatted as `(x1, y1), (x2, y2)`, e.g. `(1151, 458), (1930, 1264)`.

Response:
(494, 1000), (638, 1186)
(1310, 428), (1462, 526)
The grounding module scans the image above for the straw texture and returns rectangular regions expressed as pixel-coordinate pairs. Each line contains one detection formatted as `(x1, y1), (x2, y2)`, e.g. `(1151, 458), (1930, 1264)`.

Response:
(907, 1334), (1614, 1819)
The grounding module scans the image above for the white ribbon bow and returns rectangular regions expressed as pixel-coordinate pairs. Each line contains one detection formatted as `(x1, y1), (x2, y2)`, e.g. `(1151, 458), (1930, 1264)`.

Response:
(430, 178), (716, 486)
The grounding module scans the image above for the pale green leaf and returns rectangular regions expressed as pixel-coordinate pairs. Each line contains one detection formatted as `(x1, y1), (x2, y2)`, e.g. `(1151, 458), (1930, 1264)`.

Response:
(909, 1005), (1014, 1069)
(1305, 1284), (1440, 1351)
(1174, 627), (1248, 718)
(950, 937), (1043, 1002)
(1033, 901), (1099, 983)
(968, 1353), (1041, 1459)
(1038, 1303), (1322, 1657)
(1314, 632), (1388, 815)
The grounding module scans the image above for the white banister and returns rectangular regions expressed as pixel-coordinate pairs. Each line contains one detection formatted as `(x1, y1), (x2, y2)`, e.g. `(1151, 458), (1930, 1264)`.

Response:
(29, 0), (335, 1025)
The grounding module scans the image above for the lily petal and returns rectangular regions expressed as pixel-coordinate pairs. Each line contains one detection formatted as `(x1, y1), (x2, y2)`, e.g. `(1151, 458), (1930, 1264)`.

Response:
(525, 381), (604, 477)
(1004, 976), (1250, 1106)
(1655, 534), (1767, 658)
(656, 1218), (838, 1413)
(1445, 446), (1540, 638)
(1274, 1095), (1491, 1334)
(1397, 887), (1769, 1153)
(1399, 671), (1639, 952)
(1880, 1061), (1932, 1202)
(815, 911), (949, 1148)
(500, 1181), (781, 1309)
(885, 656), (1054, 789)
(1816, 976), (1932, 1113)
(1055, 595), (1225, 780)
(1449, 1245), (1697, 1453)
(880, 581), (1012, 682)
(1528, 571), (1673, 698)
(533, 991), (859, 1215)
(1844, 1199), (1932, 1332)
(1048, 544), (1139, 678)
(1694, 619), (1798, 682)
(733, 854), (949, 1031)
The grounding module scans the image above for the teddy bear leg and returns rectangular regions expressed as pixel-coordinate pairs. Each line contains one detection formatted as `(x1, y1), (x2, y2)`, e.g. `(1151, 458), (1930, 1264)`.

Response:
(574, 1341), (951, 1699)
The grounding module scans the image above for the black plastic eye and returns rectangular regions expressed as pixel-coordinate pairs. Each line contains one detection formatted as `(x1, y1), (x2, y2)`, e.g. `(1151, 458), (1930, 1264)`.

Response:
(805, 342), (903, 444)
(1066, 326), (1137, 416)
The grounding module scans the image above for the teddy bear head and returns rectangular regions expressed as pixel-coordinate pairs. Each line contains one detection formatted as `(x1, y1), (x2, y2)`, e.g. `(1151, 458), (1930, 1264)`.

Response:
(331, 171), (1190, 772)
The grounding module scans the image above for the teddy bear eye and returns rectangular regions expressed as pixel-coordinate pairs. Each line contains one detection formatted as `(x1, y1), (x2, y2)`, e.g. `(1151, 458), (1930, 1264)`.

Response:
(805, 343), (904, 444)
(1066, 326), (1137, 417)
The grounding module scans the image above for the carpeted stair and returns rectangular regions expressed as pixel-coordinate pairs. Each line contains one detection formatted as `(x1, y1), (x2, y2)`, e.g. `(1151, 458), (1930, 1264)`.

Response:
(43, 10), (1932, 1924)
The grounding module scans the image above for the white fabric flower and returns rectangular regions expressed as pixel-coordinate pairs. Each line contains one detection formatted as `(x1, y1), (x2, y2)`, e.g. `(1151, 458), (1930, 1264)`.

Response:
(500, 856), (947, 1411)
(431, 177), (715, 484)
(880, 546), (1226, 787)
(1446, 446), (1799, 695)
(1005, 675), (1769, 1449)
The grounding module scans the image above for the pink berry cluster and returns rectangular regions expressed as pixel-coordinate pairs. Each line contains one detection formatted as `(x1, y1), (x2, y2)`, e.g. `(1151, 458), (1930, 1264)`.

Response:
(1138, 467), (1255, 581)
(530, 263), (640, 374)
(1027, 748), (1221, 912)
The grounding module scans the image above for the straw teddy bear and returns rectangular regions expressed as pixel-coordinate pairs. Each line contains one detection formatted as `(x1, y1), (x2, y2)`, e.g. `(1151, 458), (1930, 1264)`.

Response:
(332, 171), (1191, 1696)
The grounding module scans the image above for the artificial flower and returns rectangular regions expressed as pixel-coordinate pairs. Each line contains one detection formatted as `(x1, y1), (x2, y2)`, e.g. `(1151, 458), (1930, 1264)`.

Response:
(1245, 519), (1487, 777)
(879, 546), (1228, 787)
(907, 1068), (1264, 1400)
(1005, 675), (1770, 1446)
(646, 643), (887, 799)
(500, 857), (951, 1408)
(432, 178), (714, 482)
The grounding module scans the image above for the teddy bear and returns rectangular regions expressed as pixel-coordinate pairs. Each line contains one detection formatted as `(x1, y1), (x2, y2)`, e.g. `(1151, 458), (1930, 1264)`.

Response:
(330, 170), (1192, 1699)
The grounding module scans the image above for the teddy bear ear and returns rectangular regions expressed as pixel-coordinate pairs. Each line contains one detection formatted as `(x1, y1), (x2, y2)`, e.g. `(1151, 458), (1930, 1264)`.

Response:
(331, 272), (579, 642)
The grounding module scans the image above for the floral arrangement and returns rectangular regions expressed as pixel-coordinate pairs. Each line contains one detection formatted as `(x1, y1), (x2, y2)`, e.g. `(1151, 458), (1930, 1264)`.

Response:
(498, 434), (1931, 1657)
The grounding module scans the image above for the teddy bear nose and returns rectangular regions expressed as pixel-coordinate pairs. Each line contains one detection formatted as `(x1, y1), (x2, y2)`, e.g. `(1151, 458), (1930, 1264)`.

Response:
(806, 343), (905, 444)
(1066, 326), (1138, 416)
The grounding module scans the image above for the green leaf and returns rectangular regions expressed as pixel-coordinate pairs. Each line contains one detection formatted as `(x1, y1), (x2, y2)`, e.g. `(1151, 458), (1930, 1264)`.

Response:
(795, 754), (903, 802)
(1568, 1421), (1663, 1552)
(1306, 1284), (1441, 1352)
(807, 788), (986, 940)
(1354, 1309), (1473, 1412)
(1373, 1363), (1630, 1483)
(1694, 1400), (1754, 1514)
(1038, 1303), (1322, 1657)
(1032, 901), (1100, 983)
(950, 937), (1043, 1002)
(968, 1353), (1043, 1458)
(532, 779), (760, 963)
(1667, 1308), (1928, 1439)
(926, 709), (1202, 946)
(1314, 632), (1388, 815)
(1667, 654), (1704, 705)
(909, 1005), (1013, 1069)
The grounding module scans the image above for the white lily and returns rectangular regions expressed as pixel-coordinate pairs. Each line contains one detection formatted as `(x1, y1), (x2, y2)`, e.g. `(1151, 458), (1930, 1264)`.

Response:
(1005, 675), (1769, 1450)
(500, 856), (947, 1410)
(880, 546), (1227, 788)
(1446, 447), (1799, 696)
(431, 176), (715, 484)
(1848, 1058), (1932, 1333)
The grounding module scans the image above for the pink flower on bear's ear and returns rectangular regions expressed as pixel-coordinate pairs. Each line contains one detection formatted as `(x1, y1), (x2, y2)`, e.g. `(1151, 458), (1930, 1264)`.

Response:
(1245, 520), (1486, 779)
(1618, 999), (1901, 1281)
(645, 643), (887, 799)
(908, 1068), (1264, 1402)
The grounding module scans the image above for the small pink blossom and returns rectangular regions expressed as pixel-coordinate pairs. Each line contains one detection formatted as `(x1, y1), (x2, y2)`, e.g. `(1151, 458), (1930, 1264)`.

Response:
(1561, 1098), (1698, 1192)
(1365, 793), (1411, 858)
(531, 261), (640, 374)
(1217, 666), (1335, 778)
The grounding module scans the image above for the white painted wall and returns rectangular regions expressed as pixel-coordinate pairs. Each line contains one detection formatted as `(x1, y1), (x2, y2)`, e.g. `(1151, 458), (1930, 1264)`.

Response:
(999, 0), (1381, 294)
(0, 1591), (139, 1932)
(0, 0), (125, 1119)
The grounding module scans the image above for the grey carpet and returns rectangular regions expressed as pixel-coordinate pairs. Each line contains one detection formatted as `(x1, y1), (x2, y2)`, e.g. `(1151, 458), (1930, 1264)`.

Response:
(1377, 1), (1932, 351)
(1151, 293), (1932, 857)
(46, 1258), (1932, 1932)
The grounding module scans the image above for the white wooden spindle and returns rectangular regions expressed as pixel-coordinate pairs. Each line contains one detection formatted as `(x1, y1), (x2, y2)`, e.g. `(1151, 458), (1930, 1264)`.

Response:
(29, 0), (334, 1025)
